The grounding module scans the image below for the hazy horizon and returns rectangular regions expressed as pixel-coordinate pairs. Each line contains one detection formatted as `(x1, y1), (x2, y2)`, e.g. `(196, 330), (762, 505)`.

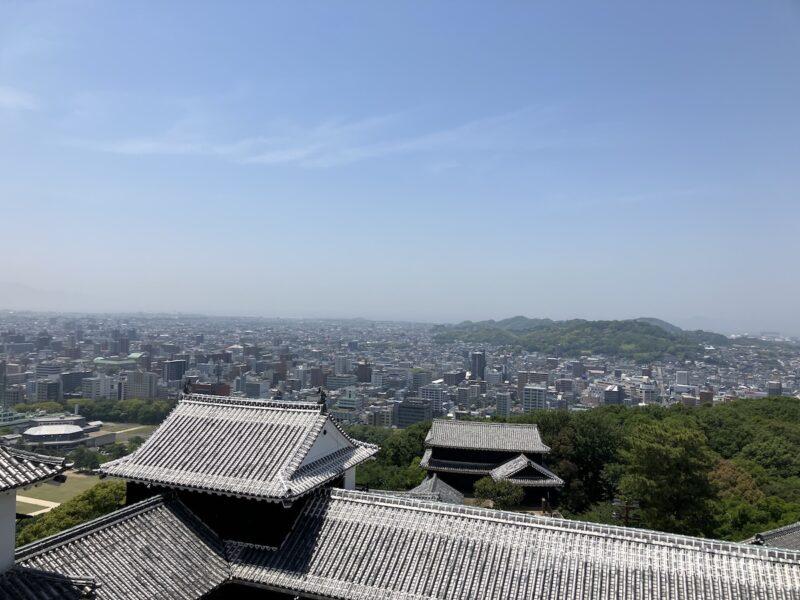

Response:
(2, 2), (799, 334)
(0, 293), (791, 337)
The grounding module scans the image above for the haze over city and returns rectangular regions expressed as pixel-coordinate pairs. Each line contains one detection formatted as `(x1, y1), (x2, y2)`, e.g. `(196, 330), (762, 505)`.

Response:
(2, 1), (800, 333)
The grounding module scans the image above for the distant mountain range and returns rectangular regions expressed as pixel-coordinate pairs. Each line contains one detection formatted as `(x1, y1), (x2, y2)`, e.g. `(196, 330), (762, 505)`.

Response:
(432, 316), (731, 362)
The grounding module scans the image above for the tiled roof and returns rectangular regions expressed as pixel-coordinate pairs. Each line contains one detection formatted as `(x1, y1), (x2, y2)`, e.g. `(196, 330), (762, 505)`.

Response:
(0, 566), (97, 599)
(367, 474), (465, 505)
(490, 453), (565, 487)
(0, 446), (69, 493)
(100, 394), (378, 501)
(228, 489), (800, 600)
(425, 419), (550, 453)
(16, 496), (229, 600)
(408, 474), (464, 504)
(752, 521), (800, 551)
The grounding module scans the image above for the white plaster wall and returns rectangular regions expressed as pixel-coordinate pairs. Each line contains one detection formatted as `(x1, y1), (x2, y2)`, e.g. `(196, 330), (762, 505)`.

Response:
(0, 491), (15, 573)
(344, 467), (356, 490)
(299, 418), (351, 467)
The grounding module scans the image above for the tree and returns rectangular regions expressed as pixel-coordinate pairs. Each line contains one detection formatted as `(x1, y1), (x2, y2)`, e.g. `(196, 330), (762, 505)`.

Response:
(474, 477), (524, 510)
(67, 446), (103, 470)
(16, 480), (126, 546)
(619, 420), (717, 535)
(128, 435), (146, 451)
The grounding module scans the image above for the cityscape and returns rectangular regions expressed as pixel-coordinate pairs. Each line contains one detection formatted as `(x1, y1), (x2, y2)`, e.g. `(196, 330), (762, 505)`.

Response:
(3, 1), (800, 598)
(1, 311), (798, 439)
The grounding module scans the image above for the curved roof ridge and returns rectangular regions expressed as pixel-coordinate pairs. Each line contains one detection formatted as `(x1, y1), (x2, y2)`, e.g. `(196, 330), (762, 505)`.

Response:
(180, 393), (321, 411)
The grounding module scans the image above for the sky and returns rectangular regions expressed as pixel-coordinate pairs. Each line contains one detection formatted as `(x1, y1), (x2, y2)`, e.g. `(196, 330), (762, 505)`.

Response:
(1, 1), (799, 333)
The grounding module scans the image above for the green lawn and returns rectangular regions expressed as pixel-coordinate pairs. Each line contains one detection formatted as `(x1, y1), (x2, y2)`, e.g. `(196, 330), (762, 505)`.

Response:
(15, 501), (46, 515)
(100, 422), (138, 433)
(114, 424), (156, 442)
(20, 473), (101, 504)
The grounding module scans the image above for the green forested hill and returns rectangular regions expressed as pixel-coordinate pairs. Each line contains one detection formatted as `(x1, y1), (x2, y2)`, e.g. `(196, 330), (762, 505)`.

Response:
(349, 397), (800, 542)
(432, 316), (730, 361)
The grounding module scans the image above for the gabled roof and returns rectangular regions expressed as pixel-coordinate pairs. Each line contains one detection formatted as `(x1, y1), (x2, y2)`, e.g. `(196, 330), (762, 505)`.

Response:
(16, 495), (229, 600)
(751, 520), (800, 551)
(408, 474), (464, 504)
(367, 474), (465, 504)
(99, 394), (378, 501)
(0, 566), (97, 599)
(490, 453), (564, 487)
(228, 489), (800, 600)
(0, 446), (69, 493)
(425, 419), (550, 453)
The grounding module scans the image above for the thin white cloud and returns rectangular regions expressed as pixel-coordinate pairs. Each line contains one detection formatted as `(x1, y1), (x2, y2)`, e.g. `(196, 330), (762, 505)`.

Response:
(69, 106), (567, 169)
(0, 86), (39, 110)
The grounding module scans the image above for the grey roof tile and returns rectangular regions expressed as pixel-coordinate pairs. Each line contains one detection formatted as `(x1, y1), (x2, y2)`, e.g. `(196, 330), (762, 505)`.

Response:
(753, 521), (800, 550)
(0, 446), (69, 493)
(16, 495), (228, 600)
(0, 566), (97, 599)
(228, 488), (800, 600)
(490, 453), (564, 487)
(425, 419), (550, 453)
(100, 394), (378, 501)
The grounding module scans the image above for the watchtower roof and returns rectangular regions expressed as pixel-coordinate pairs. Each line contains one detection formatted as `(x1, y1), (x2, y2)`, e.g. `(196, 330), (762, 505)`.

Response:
(100, 394), (378, 501)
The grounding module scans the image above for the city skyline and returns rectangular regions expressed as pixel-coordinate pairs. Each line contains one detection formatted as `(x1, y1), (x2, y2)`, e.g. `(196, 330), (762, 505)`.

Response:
(2, 2), (800, 332)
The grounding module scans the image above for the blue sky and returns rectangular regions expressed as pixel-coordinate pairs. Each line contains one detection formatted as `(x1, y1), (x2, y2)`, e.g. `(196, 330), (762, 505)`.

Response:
(1, 1), (799, 333)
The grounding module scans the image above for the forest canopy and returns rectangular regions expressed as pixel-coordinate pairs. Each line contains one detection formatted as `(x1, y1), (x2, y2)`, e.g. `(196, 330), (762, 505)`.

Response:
(349, 397), (800, 541)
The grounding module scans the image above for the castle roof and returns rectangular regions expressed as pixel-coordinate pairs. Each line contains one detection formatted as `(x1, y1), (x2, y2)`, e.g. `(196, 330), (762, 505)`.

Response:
(99, 394), (378, 502)
(16, 496), (228, 600)
(0, 446), (69, 493)
(751, 520), (800, 551)
(15, 489), (800, 599)
(229, 489), (800, 600)
(425, 419), (550, 453)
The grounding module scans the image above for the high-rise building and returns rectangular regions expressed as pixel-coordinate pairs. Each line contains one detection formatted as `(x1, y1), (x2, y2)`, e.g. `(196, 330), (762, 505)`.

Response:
(443, 370), (466, 386)
(34, 378), (62, 402)
(163, 359), (188, 382)
(409, 370), (432, 392)
(469, 351), (486, 381)
(325, 373), (358, 390)
(767, 381), (783, 397)
(125, 371), (159, 399)
(82, 374), (118, 400)
(419, 382), (448, 416)
(495, 391), (512, 417)
(366, 404), (395, 427)
(484, 369), (503, 386)
(370, 370), (385, 388)
(309, 367), (324, 388)
(356, 361), (372, 383)
(396, 397), (432, 428)
(334, 356), (352, 376)
(522, 385), (547, 412)
(604, 384), (625, 405)
(676, 371), (689, 386)
(60, 371), (93, 395)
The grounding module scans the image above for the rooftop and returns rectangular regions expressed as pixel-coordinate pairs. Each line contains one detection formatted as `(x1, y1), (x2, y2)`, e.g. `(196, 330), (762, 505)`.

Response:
(0, 446), (69, 493)
(16, 496), (228, 600)
(11, 487), (800, 599)
(751, 520), (800, 551)
(425, 419), (550, 453)
(100, 394), (378, 501)
(229, 489), (800, 600)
